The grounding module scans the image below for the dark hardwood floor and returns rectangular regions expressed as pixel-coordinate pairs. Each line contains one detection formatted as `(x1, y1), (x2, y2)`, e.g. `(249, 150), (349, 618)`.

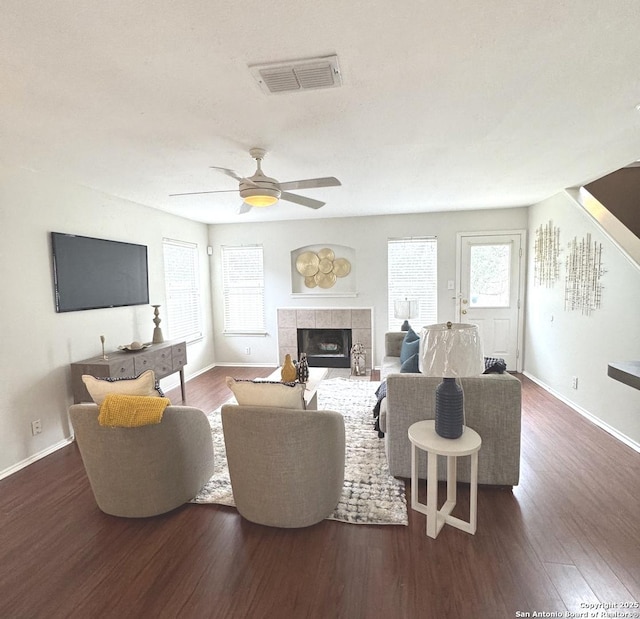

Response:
(1, 367), (638, 619)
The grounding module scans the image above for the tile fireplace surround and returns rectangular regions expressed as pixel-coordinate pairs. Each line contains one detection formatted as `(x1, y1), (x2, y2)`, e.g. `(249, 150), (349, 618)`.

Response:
(277, 308), (373, 372)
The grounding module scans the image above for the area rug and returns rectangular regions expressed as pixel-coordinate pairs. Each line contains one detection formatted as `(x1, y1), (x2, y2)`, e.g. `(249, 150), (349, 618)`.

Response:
(192, 377), (408, 526)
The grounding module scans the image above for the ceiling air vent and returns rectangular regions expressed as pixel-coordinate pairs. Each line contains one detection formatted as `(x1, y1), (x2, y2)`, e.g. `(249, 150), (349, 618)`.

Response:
(249, 55), (342, 95)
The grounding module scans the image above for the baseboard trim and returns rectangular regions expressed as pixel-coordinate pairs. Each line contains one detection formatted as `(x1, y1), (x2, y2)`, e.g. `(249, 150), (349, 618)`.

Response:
(213, 362), (279, 368)
(523, 371), (640, 454)
(0, 436), (75, 481)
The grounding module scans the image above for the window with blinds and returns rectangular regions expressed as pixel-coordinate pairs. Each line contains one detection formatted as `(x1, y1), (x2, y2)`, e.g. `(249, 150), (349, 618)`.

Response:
(388, 237), (438, 331)
(162, 239), (202, 342)
(221, 245), (266, 334)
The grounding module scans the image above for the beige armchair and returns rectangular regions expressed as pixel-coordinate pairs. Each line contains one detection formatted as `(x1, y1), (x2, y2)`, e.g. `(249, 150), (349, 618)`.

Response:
(69, 404), (214, 517)
(221, 404), (345, 528)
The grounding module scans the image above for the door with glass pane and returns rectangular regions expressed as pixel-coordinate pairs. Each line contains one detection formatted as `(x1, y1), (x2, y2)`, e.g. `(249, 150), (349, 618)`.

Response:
(457, 232), (525, 371)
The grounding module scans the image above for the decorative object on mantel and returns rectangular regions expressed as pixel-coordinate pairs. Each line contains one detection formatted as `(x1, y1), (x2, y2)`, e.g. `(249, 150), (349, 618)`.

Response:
(281, 354), (297, 382)
(420, 322), (484, 439)
(534, 219), (561, 287)
(100, 335), (108, 360)
(295, 247), (351, 289)
(351, 342), (366, 376)
(564, 233), (606, 315)
(152, 305), (164, 343)
(394, 298), (419, 331)
(296, 353), (310, 383)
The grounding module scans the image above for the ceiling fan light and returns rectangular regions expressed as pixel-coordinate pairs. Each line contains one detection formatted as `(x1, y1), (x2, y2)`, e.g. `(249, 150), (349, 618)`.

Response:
(241, 184), (281, 207)
(244, 194), (279, 207)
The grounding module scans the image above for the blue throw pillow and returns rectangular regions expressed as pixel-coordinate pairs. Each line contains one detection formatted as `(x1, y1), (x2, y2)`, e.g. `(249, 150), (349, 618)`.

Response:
(400, 328), (419, 364)
(400, 353), (420, 373)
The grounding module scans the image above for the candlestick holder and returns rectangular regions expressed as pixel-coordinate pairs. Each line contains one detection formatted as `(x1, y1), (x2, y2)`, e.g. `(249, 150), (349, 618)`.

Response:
(152, 305), (164, 343)
(100, 335), (108, 360)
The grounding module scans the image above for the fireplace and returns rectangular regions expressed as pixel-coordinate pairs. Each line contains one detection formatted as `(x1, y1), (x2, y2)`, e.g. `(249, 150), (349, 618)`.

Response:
(277, 308), (372, 372)
(297, 328), (352, 368)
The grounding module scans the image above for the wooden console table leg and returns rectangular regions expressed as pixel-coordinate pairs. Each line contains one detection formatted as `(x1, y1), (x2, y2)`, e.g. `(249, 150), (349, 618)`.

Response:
(179, 369), (187, 404)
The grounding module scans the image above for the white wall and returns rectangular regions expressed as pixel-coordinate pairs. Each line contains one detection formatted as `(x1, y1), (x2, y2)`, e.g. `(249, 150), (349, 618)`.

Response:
(208, 207), (529, 367)
(525, 191), (640, 447)
(0, 164), (215, 477)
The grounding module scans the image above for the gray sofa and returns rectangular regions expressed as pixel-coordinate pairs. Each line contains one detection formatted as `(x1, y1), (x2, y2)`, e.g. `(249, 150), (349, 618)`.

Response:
(379, 331), (521, 486)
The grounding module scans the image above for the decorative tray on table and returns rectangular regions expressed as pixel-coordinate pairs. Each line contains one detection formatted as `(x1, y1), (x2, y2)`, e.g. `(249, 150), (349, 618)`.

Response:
(118, 343), (151, 352)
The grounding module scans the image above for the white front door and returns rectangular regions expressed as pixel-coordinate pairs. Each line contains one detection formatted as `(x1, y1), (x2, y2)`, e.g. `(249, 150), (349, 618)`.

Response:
(456, 231), (526, 371)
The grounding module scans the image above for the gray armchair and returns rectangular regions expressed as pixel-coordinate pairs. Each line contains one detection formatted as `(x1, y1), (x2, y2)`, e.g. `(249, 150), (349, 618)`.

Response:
(69, 404), (214, 517)
(221, 404), (345, 528)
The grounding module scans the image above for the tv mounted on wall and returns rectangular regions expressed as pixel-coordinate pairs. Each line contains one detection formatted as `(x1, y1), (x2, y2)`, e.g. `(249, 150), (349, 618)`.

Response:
(51, 232), (150, 312)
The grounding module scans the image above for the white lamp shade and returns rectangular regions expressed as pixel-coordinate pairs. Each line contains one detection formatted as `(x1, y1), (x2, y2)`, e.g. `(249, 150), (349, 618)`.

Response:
(394, 299), (419, 320)
(419, 322), (484, 377)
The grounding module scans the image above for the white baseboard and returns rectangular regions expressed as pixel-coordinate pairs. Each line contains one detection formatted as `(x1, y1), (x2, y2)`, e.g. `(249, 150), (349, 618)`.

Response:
(213, 362), (279, 368)
(0, 436), (75, 481)
(523, 371), (640, 453)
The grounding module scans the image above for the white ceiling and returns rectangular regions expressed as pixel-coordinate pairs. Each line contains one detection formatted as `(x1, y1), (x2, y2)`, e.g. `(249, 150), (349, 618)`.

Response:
(2, 1), (640, 224)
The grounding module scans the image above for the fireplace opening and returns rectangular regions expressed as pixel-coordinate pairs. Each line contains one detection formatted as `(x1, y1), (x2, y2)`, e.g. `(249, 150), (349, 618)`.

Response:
(297, 328), (352, 368)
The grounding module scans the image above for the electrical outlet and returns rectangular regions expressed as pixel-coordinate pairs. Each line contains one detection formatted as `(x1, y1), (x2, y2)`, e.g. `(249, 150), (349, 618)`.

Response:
(244, 347), (251, 355)
(31, 419), (42, 436)
(571, 376), (579, 389)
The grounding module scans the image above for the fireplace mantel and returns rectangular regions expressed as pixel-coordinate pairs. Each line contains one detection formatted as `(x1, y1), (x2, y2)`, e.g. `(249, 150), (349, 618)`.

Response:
(277, 307), (373, 372)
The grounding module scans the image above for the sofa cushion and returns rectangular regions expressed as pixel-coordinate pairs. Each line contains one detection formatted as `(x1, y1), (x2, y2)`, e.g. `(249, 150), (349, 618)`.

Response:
(226, 377), (306, 409)
(399, 328), (420, 364)
(82, 370), (164, 405)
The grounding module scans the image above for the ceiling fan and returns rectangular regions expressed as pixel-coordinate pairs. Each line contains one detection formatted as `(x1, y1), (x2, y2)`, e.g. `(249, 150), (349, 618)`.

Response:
(170, 148), (341, 214)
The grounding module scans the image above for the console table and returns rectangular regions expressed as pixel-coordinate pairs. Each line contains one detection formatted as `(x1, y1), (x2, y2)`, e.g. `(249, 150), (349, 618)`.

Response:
(70, 340), (187, 404)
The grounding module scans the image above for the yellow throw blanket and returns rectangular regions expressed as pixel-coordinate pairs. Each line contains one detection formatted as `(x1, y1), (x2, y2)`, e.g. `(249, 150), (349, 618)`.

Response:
(98, 394), (170, 427)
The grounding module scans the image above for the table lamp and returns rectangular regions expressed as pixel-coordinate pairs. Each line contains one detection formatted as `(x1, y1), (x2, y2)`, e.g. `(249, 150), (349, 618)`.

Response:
(394, 299), (419, 331)
(419, 321), (484, 439)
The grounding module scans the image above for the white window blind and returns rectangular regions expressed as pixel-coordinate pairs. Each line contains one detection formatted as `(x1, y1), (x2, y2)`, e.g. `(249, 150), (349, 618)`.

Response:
(163, 239), (202, 342)
(222, 245), (266, 334)
(388, 237), (438, 331)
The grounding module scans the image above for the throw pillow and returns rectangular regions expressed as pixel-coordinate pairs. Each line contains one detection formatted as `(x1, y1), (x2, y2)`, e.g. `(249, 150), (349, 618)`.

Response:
(483, 357), (507, 374)
(226, 377), (306, 409)
(82, 369), (164, 405)
(400, 328), (420, 364)
(400, 353), (420, 373)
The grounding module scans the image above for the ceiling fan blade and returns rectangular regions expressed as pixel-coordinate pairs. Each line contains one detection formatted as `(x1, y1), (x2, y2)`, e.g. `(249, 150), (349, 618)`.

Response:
(280, 191), (325, 209)
(169, 189), (239, 197)
(238, 202), (252, 214)
(210, 166), (244, 182)
(279, 177), (341, 191)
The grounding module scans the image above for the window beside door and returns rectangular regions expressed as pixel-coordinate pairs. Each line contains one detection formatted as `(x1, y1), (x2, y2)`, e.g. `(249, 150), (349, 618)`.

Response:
(387, 237), (438, 331)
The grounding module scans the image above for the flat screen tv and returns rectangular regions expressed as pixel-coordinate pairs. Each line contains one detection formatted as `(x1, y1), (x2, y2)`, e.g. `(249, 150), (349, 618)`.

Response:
(51, 232), (150, 312)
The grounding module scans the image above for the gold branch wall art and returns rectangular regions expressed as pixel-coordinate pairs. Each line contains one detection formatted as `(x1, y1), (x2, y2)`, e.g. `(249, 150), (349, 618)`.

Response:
(564, 233), (605, 315)
(534, 219), (561, 287)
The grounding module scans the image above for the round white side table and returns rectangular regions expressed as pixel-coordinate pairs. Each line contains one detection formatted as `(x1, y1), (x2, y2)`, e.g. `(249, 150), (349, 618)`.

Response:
(408, 420), (482, 539)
